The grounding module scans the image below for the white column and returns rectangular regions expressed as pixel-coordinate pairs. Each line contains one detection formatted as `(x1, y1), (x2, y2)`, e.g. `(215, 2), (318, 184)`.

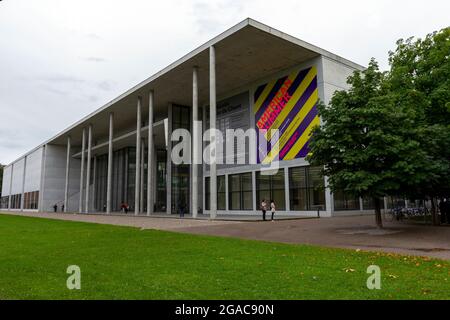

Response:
(20, 156), (27, 211)
(92, 155), (97, 212)
(135, 97), (142, 215)
(324, 175), (333, 217)
(140, 138), (145, 213)
(38, 145), (47, 212)
(106, 112), (114, 214)
(209, 45), (217, 219)
(85, 124), (92, 213)
(166, 104), (173, 215)
(147, 91), (154, 216)
(64, 136), (71, 212)
(8, 163), (13, 210)
(79, 128), (86, 213)
(192, 67), (199, 218)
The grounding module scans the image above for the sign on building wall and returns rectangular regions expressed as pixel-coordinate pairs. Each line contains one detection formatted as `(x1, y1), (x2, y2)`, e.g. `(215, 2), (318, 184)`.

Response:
(254, 66), (319, 164)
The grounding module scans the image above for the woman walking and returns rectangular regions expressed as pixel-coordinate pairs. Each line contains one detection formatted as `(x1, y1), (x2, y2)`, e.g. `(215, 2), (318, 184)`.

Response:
(270, 200), (276, 221)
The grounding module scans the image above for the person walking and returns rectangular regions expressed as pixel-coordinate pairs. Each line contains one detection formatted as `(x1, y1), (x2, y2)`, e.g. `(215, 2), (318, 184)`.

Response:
(260, 199), (267, 221)
(53, 204), (58, 212)
(270, 200), (276, 222)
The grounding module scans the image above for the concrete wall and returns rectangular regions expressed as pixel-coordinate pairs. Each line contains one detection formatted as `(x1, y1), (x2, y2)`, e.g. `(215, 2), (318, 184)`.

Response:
(41, 144), (81, 212)
(10, 158), (24, 195)
(1, 165), (12, 196)
(320, 55), (362, 104)
(24, 147), (43, 193)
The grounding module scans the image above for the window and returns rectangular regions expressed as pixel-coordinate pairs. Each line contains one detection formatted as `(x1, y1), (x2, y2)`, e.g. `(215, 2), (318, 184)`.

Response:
(9, 194), (21, 209)
(0, 196), (9, 209)
(362, 197), (385, 210)
(333, 190), (359, 211)
(229, 173), (253, 211)
(289, 166), (326, 211)
(205, 175), (226, 210)
(257, 170), (286, 211)
(23, 191), (39, 209)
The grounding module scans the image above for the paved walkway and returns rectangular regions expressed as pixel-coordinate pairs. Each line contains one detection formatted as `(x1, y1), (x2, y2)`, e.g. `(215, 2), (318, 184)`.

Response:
(2, 211), (449, 260)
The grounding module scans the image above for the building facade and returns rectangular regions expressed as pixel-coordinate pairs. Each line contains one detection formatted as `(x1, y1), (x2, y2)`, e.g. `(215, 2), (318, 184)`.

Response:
(1, 19), (382, 217)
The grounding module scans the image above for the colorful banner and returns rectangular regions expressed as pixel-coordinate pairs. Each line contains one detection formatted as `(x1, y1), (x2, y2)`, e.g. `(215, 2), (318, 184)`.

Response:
(254, 66), (319, 164)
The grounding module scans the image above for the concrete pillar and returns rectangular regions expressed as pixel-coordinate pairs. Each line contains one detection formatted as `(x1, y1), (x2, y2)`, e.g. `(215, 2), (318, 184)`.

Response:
(135, 97), (142, 215)
(209, 45), (217, 219)
(64, 136), (71, 212)
(8, 163), (13, 210)
(140, 138), (145, 213)
(192, 67), (199, 218)
(324, 175), (333, 217)
(147, 91), (154, 215)
(38, 145), (47, 212)
(85, 124), (92, 213)
(92, 155), (97, 212)
(106, 112), (114, 214)
(79, 128), (86, 213)
(20, 156), (27, 211)
(166, 104), (173, 215)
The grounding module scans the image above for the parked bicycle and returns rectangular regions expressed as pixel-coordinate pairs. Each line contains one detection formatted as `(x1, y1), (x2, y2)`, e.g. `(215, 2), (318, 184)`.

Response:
(384, 206), (429, 222)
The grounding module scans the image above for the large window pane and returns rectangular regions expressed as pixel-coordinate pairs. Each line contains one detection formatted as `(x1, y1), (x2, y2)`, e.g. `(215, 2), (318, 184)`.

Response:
(333, 190), (359, 211)
(256, 170), (285, 211)
(289, 166), (326, 211)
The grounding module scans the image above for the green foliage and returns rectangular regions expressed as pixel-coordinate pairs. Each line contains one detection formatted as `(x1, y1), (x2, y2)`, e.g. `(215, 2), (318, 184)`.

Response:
(308, 27), (450, 206)
(388, 27), (450, 197)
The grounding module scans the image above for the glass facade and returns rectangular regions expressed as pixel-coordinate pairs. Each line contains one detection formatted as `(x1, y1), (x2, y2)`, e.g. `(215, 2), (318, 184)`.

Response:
(205, 175), (226, 210)
(155, 149), (167, 212)
(228, 172), (252, 210)
(9, 194), (21, 209)
(257, 170), (286, 211)
(0, 196), (9, 209)
(362, 197), (385, 210)
(171, 105), (191, 214)
(24, 191), (39, 209)
(95, 147), (135, 212)
(333, 190), (359, 211)
(289, 166), (325, 211)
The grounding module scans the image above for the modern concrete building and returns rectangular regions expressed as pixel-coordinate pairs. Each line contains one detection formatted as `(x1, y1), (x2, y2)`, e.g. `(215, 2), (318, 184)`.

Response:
(1, 18), (378, 218)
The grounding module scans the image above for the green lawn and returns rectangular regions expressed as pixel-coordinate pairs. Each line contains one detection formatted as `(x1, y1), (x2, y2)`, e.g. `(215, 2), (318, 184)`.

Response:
(0, 214), (448, 299)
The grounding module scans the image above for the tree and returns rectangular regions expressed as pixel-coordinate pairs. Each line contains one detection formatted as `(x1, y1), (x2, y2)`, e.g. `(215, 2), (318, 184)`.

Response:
(308, 60), (434, 228)
(388, 27), (450, 224)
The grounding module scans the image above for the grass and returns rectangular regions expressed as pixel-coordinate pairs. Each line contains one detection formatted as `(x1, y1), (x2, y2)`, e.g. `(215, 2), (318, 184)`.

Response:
(0, 213), (448, 300)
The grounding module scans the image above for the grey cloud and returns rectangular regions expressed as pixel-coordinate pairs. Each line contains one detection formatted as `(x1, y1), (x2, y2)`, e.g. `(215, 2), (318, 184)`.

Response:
(83, 56), (106, 63)
(85, 33), (102, 40)
(37, 75), (85, 84)
(97, 81), (114, 91)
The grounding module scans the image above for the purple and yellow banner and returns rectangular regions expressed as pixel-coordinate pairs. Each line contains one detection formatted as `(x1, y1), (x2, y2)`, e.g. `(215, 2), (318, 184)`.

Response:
(254, 66), (319, 164)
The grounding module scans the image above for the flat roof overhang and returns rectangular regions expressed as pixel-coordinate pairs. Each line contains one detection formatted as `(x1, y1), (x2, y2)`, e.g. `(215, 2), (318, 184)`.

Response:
(10, 18), (364, 163)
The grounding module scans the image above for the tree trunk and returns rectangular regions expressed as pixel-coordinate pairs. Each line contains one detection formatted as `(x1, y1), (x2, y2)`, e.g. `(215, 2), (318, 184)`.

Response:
(374, 197), (383, 228)
(431, 198), (439, 226)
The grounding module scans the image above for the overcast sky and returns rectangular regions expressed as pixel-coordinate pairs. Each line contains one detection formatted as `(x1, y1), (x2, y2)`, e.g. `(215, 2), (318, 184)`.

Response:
(0, 0), (449, 164)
